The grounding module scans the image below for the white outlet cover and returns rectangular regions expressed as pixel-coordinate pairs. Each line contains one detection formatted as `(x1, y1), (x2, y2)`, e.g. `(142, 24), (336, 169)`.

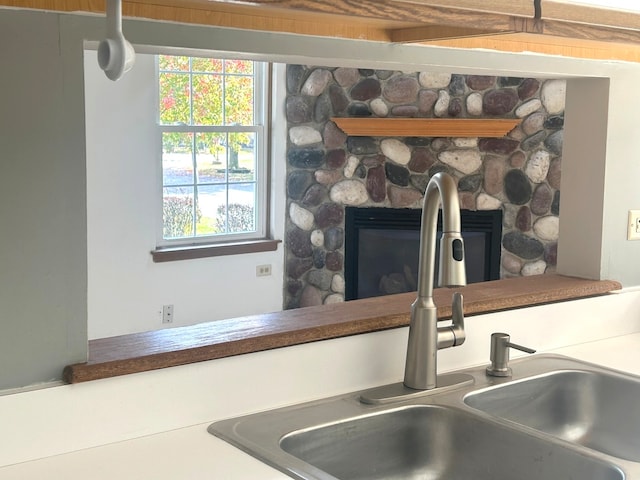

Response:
(628, 210), (640, 240)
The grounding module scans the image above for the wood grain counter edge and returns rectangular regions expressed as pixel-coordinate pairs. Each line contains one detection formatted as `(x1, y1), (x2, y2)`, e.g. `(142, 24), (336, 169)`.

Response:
(63, 275), (621, 383)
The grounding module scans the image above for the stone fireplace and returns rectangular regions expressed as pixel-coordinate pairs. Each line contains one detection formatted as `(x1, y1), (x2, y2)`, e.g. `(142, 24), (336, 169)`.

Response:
(284, 65), (564, 309)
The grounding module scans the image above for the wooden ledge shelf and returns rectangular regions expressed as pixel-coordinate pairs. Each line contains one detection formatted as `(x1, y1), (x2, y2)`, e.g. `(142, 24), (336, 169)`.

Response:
(331, 117), (520, 137)
(63, 275), (621, 384)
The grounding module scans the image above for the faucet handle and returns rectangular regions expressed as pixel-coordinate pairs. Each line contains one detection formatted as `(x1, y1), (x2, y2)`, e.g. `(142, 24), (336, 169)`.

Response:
(437, 292), (466, 349)
(486, 332), (536, 377)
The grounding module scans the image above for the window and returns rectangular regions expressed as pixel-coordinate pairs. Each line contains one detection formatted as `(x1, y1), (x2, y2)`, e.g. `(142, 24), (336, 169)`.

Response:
(157, 55), (268, 248)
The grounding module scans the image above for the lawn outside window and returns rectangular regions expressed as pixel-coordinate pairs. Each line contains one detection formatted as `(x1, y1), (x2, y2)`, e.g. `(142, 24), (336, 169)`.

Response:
(155, 54), (269, 255)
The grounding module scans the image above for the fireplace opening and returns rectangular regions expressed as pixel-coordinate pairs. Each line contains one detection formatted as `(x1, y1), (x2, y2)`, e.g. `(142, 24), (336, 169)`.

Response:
(344, 207), (502, 300)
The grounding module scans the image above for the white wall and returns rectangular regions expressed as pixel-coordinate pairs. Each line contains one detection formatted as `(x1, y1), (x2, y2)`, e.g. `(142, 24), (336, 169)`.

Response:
(84, 51), (287, 339)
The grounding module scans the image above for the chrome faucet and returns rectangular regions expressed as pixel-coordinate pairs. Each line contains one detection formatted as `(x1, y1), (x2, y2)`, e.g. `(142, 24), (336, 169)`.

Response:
(404, 172), (467, 391)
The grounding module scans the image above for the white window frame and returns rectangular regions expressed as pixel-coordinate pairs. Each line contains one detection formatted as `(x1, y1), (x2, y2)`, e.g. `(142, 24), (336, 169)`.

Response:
(155, 54), (269, 249)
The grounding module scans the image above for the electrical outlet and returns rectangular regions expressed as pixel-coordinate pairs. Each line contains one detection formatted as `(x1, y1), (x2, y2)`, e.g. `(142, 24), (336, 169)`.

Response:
(162, 304), (174, 323)
(628, 210), (640, 240)
(256, 264), (272, 277)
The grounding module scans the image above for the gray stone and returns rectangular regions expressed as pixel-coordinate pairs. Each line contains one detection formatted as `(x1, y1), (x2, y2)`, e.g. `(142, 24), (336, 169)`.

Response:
(301, 69), (332, 96)
(541, 80), (566, 114)
(287, 65), (306, 94)
(521, 112), (546, 136)
(522, 260), (547, 276)
(459, 192), (476, 210)
(385, 162), (410, 186)
(310, 229), (324, 247)
(358, 68), (374, 77)
(448, 98), (463, 117)
(288, 149), (324, 169)
(379, 273), (408, 295)
(325, 227), (344, 251)
(329, 180), (369, 205)
(533, 215), (559, 241)
(502, 252), (523, 274)
(409, 174), (430, 194)
(347, 103), (372, 117)
(466, 92), (483, 116)
(287, 227), (313, 258)
(525, 150), (551, 183)
(499, 77), (524, 87)
(520, 131), (546, 151)
(323, 122), (347, 150)
(312, 248), (325, 268)
(289, 126), (322, 146)
(331, 274), (345, 293)
(383, 75), (420, 103)
(366, 165), (387, 202)
(531, 183), (553, 215)
(391, 105), (419, 117)
(482, 89), (519, 115)
(299, 285), (323, 307)
(324, 294), (344, 305)
(551, 190), (560, 215)
(287, 257), (313, 279)
(350, 77), (381, 101)
(459, 174), (482, 192)
(329, 84), (349, 115)
(544, 116), (565, 129)
(287, 279), (302, 296)
(483, 156), (506, 195)
(503, 231), (545, 259)
(333, 67), (360, 87)
(314, 93), (333, 123)
(510, 151), (526, 168)
(289, 202), (314, 230)
(347, 137), (377, 155)
(434, 90), (450, 117)
(448, 74), (466, 95)
(406, 137), (431, 147)
(545, 242), (558, 265)
(477, 193), (502, 210)
(301, 184), (327, 207)
(516, 99), (542, 118)
(466, 75), (496, 91)
(355, 165), (367, 179)
(307, 270), (332, 292)
(504, 169), (533, 205)
(418, 90), (438, 113)
(286, 95), (314, 123)
(418, 72), (451, 89)
(439, 149), (482, 174)
(388, 185), (423, 207)
(376, 70), (395, 80)
(547, 158), (561, 190)
(287, 170), (314, 200)
(381, 138), (411, 165)
(315, 203), (344, 228)
(431, 138), (451, 151)
(544, 130), (564, 155)
(370, 98), (389, 116)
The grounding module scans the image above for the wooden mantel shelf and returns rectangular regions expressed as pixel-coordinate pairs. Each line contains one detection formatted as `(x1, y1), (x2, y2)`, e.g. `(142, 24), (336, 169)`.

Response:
(331, 117), (520, 137)
(63, 275), (621, 384)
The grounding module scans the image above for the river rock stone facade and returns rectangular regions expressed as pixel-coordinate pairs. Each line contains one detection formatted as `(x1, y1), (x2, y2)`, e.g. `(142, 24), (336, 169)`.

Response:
(285, 65), (564, 309)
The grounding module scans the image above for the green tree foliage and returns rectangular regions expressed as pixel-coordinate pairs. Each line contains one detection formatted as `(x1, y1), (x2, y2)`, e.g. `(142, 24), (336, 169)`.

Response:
(163, 196), (202, 238)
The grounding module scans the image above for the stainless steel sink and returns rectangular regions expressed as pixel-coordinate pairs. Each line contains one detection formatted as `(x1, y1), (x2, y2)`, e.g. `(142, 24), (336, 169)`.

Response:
(465, 368), (640, 462)
(209, 354), (639, 480)
(280, 405), (622, 480)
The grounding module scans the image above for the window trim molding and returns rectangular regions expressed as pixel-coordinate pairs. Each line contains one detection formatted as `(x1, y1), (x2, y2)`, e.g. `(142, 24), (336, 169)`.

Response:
(151, 238), (280, 262)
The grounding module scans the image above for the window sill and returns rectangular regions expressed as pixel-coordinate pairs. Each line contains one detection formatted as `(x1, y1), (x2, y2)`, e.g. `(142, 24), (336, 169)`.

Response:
(63, 274), (621, 384)
(151, 238), (281, 262)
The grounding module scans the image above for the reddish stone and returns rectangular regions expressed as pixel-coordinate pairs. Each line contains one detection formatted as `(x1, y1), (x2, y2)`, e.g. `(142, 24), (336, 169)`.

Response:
(408, 148), (436, 173)
(418, 90), (438, 113)
(482, 89), (519, 115)
(325, 252), (344, 271)
(382, 75), (420, 103)
(531, 183), (553, 215)
(518, 78), (540, 100)
(483, 156), (506, 195)
(299, 285), (323, 307)
(544, 242), (558, 266)
(323, 122), (347, 150)
(326, 149), (347, 169)
(366, 165), (386, 203)
(315, 203), (344, 228)
(479, 138), (520, 155)
(390, 105), (419, 117)
(459, 192), (476, 210)
(388, 185), (422, 207)
(515, 206), (532, 232)
(547, 158), (562, 190)
(350, 77), (382, 101)
(509, 151), (526, 168)
(466, 75), (497, 91)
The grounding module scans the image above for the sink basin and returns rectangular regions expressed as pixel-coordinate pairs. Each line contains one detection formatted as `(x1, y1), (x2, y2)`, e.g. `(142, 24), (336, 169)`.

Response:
(280, 405), (622, 480)
(209, 355), (640, 479)
(465, 368), (640, 462)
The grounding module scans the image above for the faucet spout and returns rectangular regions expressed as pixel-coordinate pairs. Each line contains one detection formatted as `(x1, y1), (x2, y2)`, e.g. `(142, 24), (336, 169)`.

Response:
(403, 172), (467, 391)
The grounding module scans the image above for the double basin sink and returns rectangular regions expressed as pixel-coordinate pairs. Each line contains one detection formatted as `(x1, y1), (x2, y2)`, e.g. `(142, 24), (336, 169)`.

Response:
(208, 354), (640, 479)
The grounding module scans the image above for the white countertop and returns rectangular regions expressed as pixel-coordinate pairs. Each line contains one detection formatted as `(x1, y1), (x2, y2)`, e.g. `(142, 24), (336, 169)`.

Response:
(2, 292), (640, 479)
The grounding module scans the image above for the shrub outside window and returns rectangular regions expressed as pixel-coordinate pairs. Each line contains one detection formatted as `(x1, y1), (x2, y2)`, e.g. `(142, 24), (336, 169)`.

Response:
(158, 55), (268, 246)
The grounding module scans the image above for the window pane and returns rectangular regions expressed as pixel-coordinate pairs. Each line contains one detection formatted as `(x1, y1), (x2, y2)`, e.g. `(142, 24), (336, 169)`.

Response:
(225, 59), (253, 75)
(225, 75), (254, 125)
(196, 132), (227, 184)
(228, 132), (256, 183)
(227, 183), (257, 233)
(163, 186), (195, 239)
(163, 132), (193, 186)
(159, 72), (191, 125)
(192, 57), (223, 73)
(193, 74), (223, 125)
(158, 55), (189, 72)
(195, 184), (226, 236)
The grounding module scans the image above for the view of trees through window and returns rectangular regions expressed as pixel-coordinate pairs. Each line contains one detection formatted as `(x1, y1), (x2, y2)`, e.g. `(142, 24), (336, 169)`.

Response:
(158, 55), (263, 242)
